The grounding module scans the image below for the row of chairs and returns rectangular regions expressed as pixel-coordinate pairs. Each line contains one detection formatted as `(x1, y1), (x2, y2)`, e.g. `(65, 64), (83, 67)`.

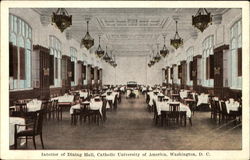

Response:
(71, 94), (119, 125)
(210, 99), (242, 124)
(152, 100), (192, 127)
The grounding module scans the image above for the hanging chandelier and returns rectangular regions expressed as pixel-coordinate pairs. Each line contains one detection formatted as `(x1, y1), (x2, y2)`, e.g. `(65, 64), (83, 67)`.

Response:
(192, 8), (212, 32)
(103, 46), (111, 62)
(112, 55), (117, 68)
(81, 20), (94, 50)
(109, 51), (115, 65)
(148, 54), (152, 67)
(154, 44), (161, 62)
(150, 50), (156, 66)
(95, 35), (105, 58)
(170, 21), (183, 49)
(160, 36), (169, 57)
(51, 8), (72, 32)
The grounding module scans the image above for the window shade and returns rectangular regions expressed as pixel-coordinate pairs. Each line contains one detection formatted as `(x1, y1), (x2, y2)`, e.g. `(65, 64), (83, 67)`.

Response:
(19, 47), (26, 80)
(71, 62), (75, 81)
(49, 55), (54, 85)
(55, 58), (58, 79)
(189, 61), (193, 80)
(9, 43), (18, 78)
(209, 55), (214, 79)
(238, 48), (242, 76)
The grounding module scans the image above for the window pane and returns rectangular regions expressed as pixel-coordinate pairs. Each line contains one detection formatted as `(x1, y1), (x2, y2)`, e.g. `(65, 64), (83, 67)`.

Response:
(22, 21), (25, 36)
(13, 16), (17, 33)
(25, 23), (28, 38)
(17, 36), (24, 47)
(238, 20), (241, 36)
(231, 38), (237, 49)
(28, 27), (32, 39)
(26, 39), (31, 49)
(10, 33), (17, 45)
(17, 18), (21, 35)
(238, 35), (242, 48)
(9, 15), (13, 31)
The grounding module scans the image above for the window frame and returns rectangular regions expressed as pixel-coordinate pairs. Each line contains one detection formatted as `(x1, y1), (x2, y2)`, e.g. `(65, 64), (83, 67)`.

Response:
(9, 14), (33, 91)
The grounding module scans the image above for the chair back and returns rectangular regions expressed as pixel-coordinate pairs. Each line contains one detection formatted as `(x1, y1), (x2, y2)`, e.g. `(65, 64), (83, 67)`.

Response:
(102, 100), (107, 121)
(169, 103), (180, 112)
(153, 100), (158, 116)
(214, 100), (221, 112)
(33, 109), (44, 135)
(210, 100), (216, 112)
(114, 95), (118, 110)
(220, 101), (228, 114)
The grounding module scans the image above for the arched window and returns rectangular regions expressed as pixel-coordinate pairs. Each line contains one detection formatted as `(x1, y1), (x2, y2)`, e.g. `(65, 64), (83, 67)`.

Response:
(9, 14), (32, 90)
(202, 35), (214, 87)
(229, 19), (242, 89)
(49, 35), (62, 87)
(70, 47), (77, 86)
(186, 47), (194, 86)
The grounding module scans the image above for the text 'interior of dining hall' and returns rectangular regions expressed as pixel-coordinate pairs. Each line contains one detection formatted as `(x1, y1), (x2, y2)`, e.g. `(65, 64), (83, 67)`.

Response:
(7, 7), (243, 151)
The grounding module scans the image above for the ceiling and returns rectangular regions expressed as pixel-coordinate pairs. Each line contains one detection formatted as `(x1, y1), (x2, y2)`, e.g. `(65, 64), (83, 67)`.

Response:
(33, 8), (227, 56)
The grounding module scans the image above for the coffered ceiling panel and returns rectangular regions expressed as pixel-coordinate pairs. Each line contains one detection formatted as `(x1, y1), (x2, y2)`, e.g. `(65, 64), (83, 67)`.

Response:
(33, 8), (228, 56)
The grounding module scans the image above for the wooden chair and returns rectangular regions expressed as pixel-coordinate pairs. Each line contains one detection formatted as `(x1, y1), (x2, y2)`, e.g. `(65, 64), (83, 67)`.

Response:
(220, 101), (239, 123)
(14, 109), (45, 149)
(214, 101), (222, 123)
(160, 111), (170, 127)
(168, 103), (180, 125)
(210, 100), (216, 119)
(153, 100), (160, 126)
(113, 95), (118, 111)
(179, 111), (187, 126)
(79, 103), (91, 124)
(102, 100), (107, 122)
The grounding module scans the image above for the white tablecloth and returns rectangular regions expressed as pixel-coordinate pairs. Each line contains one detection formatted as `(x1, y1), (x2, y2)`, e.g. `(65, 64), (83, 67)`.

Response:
(70, 101), (103, 115)
(148, 92), (157, 106)
(142, 87), (147, 92)
(156, 101), (192, 118)
(225, 101), (240, 114)
(90, 100), (103, 115)
(79, 92), (88, 99)
(179, 90), (188, 99)
(197, 94), (209, 106)
(26, 99), (42, 112)
(126, 90), (131, 98)
(52, 95), (74, 103)
(9, 117), (25, 146)
(120, 86), (125, 91)
(133, 89), (139, 98)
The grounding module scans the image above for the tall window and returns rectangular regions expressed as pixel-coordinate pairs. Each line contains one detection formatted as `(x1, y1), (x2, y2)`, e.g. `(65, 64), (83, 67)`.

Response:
(49, 36), (62, 87)
(9, 14), (32, 90)
(70, 47), (77, 86)
(229, 19), (242, 89)
(202, 35), (214, 87)
(186, 47), (194, 86)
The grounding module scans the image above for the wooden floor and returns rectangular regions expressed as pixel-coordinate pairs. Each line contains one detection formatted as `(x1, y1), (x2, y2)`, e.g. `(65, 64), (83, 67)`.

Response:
(16, 94), (242, 150)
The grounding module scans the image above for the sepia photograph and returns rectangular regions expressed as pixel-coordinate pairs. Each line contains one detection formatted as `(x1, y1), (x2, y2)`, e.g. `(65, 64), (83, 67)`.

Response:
(0, 1), (249, 160)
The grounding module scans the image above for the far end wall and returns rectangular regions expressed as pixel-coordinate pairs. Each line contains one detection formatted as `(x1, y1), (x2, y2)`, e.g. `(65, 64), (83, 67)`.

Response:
(102, 55), (163, 86)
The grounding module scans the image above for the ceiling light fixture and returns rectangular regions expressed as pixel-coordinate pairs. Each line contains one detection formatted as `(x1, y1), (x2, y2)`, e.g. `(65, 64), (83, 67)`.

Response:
(154, 44), (161, 62)
(95, 35), (105, 58)
(51, 8), (72, 32)
(170, 21), (183, 49)
(192, 8), (212, 32)
(103, 46), (111, 63)
(81, 19), (94, 50)
(160, 35), (169, 57)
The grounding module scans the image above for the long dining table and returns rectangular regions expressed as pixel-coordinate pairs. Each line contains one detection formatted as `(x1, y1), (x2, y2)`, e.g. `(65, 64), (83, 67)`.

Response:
(154, 95), (192, 126)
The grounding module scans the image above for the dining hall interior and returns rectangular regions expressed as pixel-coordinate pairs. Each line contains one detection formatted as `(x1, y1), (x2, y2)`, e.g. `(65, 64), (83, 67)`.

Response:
(6, 7), (243, 150)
